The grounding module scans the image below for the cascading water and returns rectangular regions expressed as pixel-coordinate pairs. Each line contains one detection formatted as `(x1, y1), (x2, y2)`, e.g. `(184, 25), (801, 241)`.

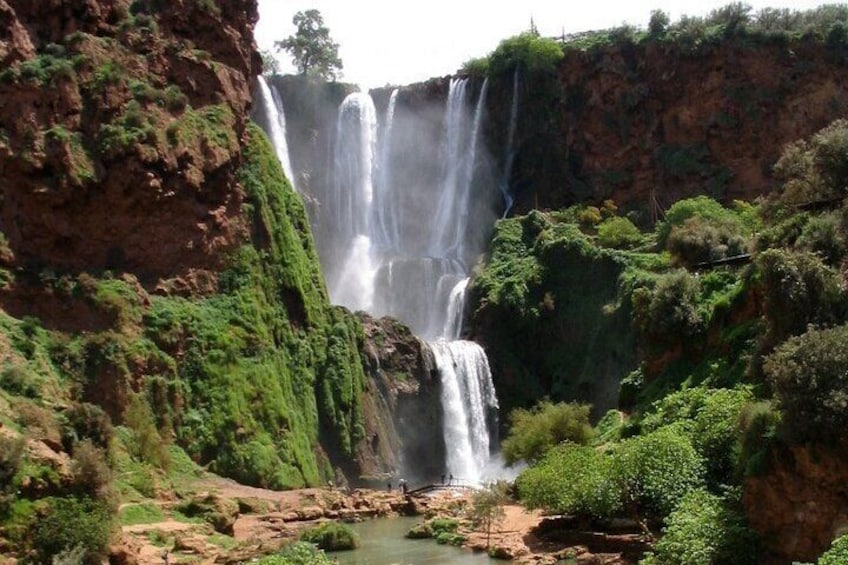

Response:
(501, 69), (519, 217)
(256, 76), (296, 191)
(263, 79), (504, 484)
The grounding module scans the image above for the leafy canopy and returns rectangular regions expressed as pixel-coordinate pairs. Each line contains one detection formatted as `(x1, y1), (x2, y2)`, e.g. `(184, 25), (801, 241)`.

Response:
(276, 10), (343, 80)
(501, 400), (593, 464)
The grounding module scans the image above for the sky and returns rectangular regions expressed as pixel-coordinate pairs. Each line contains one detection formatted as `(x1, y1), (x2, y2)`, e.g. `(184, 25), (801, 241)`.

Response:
(256, 0), (829, 88)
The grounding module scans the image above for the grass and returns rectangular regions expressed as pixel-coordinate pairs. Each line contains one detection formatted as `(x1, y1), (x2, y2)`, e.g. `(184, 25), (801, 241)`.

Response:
(119, 502), (166, 526)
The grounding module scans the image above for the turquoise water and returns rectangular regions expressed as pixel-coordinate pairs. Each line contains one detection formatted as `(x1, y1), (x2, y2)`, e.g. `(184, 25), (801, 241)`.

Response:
(335, 516), (498, 565)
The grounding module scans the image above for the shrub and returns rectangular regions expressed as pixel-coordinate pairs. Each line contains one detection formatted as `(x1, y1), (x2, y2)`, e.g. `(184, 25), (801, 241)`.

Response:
(656, 196), (746, 249)
(256, 541), (334, 564)
(32, 496), (114, 564)
(0, 435), (24, 490)
(0, 365), (41, 398)
(643, 489), (759, 565)
(611, 426), (704, 522)
(299, 522), (359, 551)
(62, 402), (114, 453)
(764, 324), (848, 444)
(502, 400), (593, 464)
(666, 216), (748, 267)
(632, 270), (704, 345)
(649, 10), (671, 35)
(773, 119), (848, 207)
(737, 401), (781, 476)
(796, 211), (846, 265)
(755, 249), (846, 347)
(597, 216), (642, 249)
(641, 386), (754, 487)
(487, 32), (563, 76)
(69, 440), (113, 501)
(123, 393), (170, 470)
(819, 533), (848, 565)
(518, 443), (621, 520)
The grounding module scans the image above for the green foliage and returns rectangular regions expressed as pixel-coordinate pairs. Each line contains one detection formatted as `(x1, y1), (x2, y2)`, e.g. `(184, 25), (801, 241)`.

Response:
(773, 119), (848, 207)
(255, 542), (334, 565)
(755, 248), (846, 348)
(275, 10), (343, 80)
(597, 216), (643, 249)
(764, 324), (848, 444)
(32, 497), (114, 564)
(468, 482), (508, 548)
(487, 32), (564, 76)
(299, 521), (359, 551)
(517, 444), (620, 520)
(501, 400), (593, 464)
(460, 56), (490, 77)
(0, 435), (24, 491)
(632, 270), (704, 345)
(640, 386), (754, 487)
(656, 196), (749, 251)
(818, 533), (848, 565)
(642, 489), (760, 565)
(612, 427), (705, 521)
(69, 440), (113, 500)
(737, 401), (781, 476)
(124, 393), (170, 470)
(62, 402), (114, 453)
(119, 502), (165, 526)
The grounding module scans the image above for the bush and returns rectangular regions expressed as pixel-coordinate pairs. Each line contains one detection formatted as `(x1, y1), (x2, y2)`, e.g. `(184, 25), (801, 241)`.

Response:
(764, 324), (848, 444)
(487, 32), (563, 76)
(69, 440), (113, 501)
(819, 533), (848, 565)
(597, 216), (642, 249)
(755, 249), (846, 347)
(643, 489), (759, 565)
(632, 270), (704, 345)
(656, 197), (746, 249)
(516, 443), (620, 520)
(124, 393), (170, 470)
(611, 427), (704, 522)
(774, 119), (848, 207)
(641, 386), (754, 487)
(62, 402), (114, 453)
(254, 541), (334, 565)
(737, 401), (781, 476)
(299, 521), (359, 551)
(501, 400), (593, 464)
(0, 435), (24, 490)
(796, 211), (847, 265)
(32, 497), (114, 564)
(0, 365), (41, 398)
(666, 216), (748, 267)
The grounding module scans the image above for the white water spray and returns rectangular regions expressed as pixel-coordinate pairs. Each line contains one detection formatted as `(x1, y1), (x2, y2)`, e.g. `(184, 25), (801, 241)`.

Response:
(257, 76), (296, 191)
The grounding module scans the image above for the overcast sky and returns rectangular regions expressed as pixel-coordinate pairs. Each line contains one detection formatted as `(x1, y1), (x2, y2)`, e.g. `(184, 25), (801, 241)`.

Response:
(256, 0), (829, 88)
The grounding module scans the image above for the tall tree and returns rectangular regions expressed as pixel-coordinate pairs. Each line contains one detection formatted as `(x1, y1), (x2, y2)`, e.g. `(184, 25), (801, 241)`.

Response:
(275, 9), (343, 81)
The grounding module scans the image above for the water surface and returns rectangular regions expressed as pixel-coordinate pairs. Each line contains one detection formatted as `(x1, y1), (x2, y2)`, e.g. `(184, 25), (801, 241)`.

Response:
(336, 516), (497, 565)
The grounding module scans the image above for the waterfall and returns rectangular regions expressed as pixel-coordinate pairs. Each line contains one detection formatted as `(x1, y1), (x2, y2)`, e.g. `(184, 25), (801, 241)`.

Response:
(375, 89), (400, 249)
(326, 93), (378, 312)
(256, 76), (296, 191)
(433, 340), (499, 483)
(502, 69), (519, 217)
(263, 78), (503, 484)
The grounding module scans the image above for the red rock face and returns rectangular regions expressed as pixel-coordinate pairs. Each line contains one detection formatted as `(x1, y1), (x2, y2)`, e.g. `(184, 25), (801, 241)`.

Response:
(504, 38), (848, 214)
(744, 445), (848, 563)
(0, 0), (260, 293)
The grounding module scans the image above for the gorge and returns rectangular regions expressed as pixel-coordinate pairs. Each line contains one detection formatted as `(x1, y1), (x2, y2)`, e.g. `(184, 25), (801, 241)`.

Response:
(5, 1), (848, 563)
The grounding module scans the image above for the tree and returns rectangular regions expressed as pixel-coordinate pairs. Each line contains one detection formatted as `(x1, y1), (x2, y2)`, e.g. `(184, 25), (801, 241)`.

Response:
(468, 482), (508, 550)
(260, 49), (280, 76)
(275, 10), (343, 81)
(501, 400), (593, 465)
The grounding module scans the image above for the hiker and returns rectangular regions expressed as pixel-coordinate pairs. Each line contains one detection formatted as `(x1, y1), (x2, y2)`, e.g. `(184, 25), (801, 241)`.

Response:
(400, 478), (408, 494)
(449, 473), (453, 485)
(441, 473), (446, 485)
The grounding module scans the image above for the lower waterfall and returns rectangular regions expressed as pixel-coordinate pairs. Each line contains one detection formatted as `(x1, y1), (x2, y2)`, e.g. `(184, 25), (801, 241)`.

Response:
(259, 77), (505, 484)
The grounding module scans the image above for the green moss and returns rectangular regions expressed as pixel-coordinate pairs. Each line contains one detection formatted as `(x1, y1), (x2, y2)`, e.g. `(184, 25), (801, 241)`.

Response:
(119, 502), (165, 525)
(165, 104), (237, 151)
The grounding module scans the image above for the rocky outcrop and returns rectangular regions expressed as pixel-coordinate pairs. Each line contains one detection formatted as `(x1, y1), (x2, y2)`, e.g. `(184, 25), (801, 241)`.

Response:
(354, 314), (444, 484)
(490, 37), (848, 215)
(0, 0), (260, 293)
(744, 444), (848, 563)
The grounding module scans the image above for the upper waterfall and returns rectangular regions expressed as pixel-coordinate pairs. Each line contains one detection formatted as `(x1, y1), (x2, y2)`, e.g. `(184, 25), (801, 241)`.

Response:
(263, 77), (504, 484)
(255, 76), (296, 191)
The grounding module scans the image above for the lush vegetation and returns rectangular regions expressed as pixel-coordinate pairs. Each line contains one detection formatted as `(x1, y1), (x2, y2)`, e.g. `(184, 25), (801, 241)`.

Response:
(489, 116), (848, 563)
(501, 400), (593, 464)
(299, 521), (359, 551)
(275, 10), (343, 80)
